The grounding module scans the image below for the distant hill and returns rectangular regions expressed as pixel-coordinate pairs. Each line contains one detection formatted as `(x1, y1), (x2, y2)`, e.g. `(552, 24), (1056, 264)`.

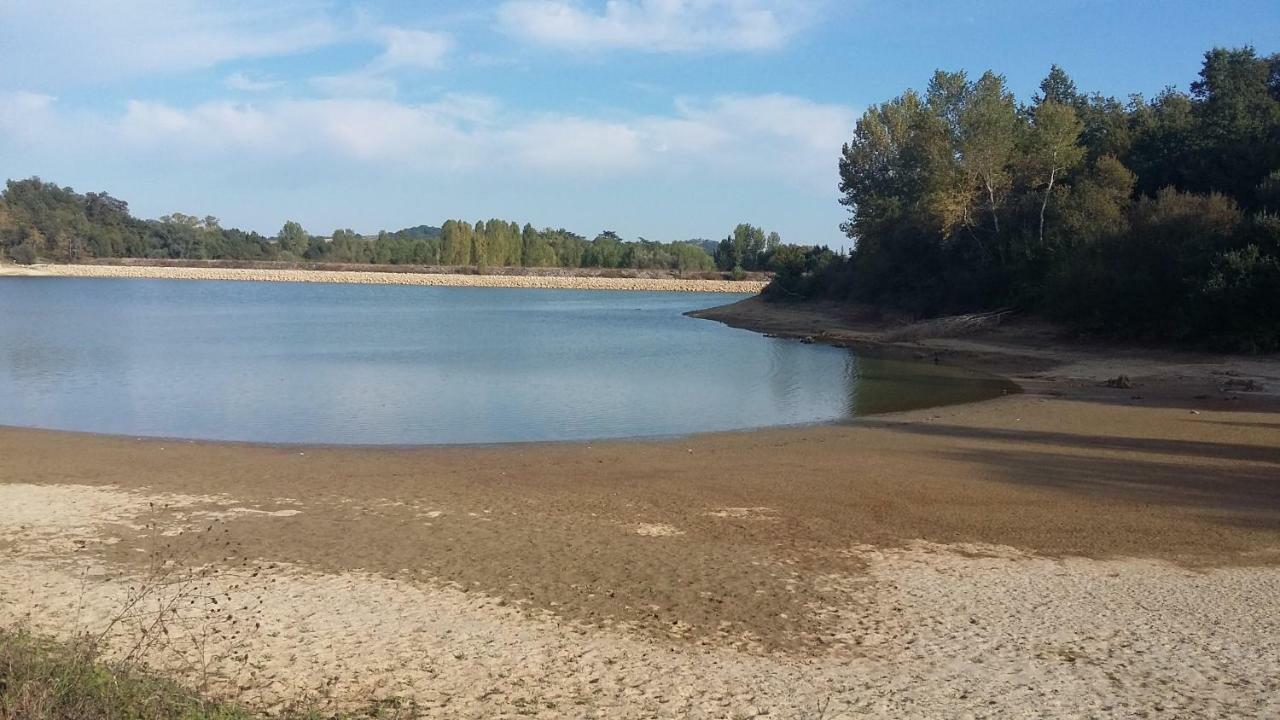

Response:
(681, 238), (719, 255)
(392, 225), (442, 239)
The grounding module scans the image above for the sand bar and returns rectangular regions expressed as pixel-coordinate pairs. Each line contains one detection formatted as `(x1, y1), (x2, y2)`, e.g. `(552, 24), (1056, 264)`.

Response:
(0, 262), (769, 293)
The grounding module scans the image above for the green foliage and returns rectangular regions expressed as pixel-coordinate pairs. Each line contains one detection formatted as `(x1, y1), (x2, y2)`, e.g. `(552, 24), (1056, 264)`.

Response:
(1258, 170), (1280, 211)
(1035, 64), (1080, 106)
(1083, 188), (1243, 338)
(275, 221), (309, 257)
(714, 223), (781, 271)
(804, 45), (1280, 350)
(763, 244), (839, 298)
(0, 180), (802, 277)
(1200, 243), (1280, 351)
(0, 179), (278, 263)
(672, 241), (715, 272)
(9, 242), (36, 264)
(424, 223), (734, 273)
(0, 180), (730, 273)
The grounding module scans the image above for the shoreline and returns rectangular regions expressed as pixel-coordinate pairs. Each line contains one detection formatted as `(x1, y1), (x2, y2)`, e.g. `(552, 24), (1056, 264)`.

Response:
(3, 293), (1280, 717)
(692, 295), (1280, 403)
(0, 262), (769, 293)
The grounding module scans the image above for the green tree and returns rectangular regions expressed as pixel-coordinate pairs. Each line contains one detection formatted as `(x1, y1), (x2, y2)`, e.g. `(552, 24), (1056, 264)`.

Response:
(441, 220), (473, 265)
(588, 231), (624, 268)
(672, 242), (714, 272)
(824, 46), (1280, 348)
(276, 221), (309, 257)
(1034, 64), (1080, 106)
(472, 220), (489, 267)
(959, 72), (1019, 237)
(716, 224), (768, 270)
(1025, 101), (1085, 246)
(1188, 46), (1280, 204)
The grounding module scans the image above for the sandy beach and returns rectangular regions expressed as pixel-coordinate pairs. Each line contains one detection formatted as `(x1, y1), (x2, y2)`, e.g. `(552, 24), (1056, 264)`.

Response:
(0, 262), (768, 293)
(2, 297), (1279, 717)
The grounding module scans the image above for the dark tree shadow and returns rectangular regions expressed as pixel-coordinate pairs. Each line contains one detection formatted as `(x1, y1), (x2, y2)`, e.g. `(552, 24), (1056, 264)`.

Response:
(932, 446), (1280, 523)
(853, 418), (1280, 465)
(1194, 419), (1280, 431)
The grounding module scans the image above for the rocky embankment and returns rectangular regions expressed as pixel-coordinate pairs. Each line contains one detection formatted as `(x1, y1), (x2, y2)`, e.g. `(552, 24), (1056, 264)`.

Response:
(2, 263), (768, 293)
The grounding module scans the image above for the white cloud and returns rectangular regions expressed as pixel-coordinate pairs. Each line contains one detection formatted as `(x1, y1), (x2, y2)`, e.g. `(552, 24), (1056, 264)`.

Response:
(427, 93), (504, 125)
(95, 93), (836, 178)
(309, 26), (454, 98)
(0, 90), (853, 244)
(118, 100), (284, 152)
(0, 1), (343, 86)
(0, 91), (57, 118)
(225, 72), (283, 92)
(506, 119), (647, 171)
(309, 73), (402, 98)
(372, 28), (454, 72)
(106, 96), (484, 166)
(661, 94), (854, 161)
(0, 92), (71, 146)
(495, 0), (817, 52)
(1, 90), (853, 191)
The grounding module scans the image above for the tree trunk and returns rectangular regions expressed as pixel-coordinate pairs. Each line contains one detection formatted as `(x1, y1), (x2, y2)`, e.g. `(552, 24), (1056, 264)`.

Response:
(1039, 166), (1057, 247)
(984, 179), (1001, 235)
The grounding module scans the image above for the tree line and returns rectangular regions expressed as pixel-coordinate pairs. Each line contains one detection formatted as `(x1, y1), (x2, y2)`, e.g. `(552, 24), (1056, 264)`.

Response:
(0, 179), (812, 275)
(770, 46), (1280, 351)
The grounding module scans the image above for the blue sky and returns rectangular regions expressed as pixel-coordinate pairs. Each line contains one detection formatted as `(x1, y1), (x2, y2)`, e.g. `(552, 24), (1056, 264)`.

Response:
(1, 1), (1277, 247)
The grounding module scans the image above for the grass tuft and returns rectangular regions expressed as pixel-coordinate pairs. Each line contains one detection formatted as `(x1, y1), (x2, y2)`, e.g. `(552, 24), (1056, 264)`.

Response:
(0, 626), (424, 719)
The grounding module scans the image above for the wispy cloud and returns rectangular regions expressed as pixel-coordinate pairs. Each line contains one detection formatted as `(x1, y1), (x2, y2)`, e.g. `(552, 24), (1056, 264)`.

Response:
(0, 92), (61, 144)
(310, 26), (454, 97)
(495, 0), (818, 52)
(370, 28), (454, 72)
(224, 72), (284, 93)
(2, 91), (853, 189)
(0, 1), (344, 86)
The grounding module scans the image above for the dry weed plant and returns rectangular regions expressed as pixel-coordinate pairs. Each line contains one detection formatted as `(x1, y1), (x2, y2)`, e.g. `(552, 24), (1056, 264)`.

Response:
(2, 502), (421, 718)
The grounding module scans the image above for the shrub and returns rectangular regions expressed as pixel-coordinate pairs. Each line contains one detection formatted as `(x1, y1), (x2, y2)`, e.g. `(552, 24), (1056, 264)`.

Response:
(9, 242), (36, 265)
(1199, 244), (1280, 351)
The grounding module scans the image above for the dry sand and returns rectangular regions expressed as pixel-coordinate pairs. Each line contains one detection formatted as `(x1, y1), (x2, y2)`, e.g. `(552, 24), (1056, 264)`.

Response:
(0, 262), (767, 293)
(2, 297), (1280, 717)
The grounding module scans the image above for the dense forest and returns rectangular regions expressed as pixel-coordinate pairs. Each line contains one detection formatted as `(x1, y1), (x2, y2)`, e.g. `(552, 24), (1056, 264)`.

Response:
(0, 179), (807, 275)
(770, 47), (1280, 351)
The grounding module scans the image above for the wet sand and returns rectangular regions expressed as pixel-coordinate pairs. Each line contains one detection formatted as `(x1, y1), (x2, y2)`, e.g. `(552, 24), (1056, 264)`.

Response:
(2, 298), (1279, 717)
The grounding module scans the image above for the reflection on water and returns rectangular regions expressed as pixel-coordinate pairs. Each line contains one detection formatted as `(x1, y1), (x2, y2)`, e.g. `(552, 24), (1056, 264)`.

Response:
(0, 278), (1009, 444)
(844, 355), (1014, 416)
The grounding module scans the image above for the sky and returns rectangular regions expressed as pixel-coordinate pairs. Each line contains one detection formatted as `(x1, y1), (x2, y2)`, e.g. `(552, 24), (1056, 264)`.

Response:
(1, 1), (1278, 247)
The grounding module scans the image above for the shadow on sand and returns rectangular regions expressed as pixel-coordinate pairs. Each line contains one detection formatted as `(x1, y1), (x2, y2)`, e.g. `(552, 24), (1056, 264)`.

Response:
(854, 418), (1280, 527)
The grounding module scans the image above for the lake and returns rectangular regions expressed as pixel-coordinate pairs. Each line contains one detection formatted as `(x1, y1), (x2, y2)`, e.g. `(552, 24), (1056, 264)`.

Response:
(0, 278), (1010, 444)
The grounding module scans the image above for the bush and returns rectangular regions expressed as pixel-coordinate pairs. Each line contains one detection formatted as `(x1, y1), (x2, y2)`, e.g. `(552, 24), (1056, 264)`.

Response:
(1199, 244), (1280, 351)
(1081, 188), (1243, 339)
(9, 242), (36, 265)
(730, 264), (746, 281)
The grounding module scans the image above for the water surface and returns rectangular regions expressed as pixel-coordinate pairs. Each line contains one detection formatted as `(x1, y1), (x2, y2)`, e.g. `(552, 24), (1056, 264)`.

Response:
(0, 278), (1009, 444)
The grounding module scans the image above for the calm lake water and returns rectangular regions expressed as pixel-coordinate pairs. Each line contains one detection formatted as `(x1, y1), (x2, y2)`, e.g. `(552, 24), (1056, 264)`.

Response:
(0, 278), (1009, 444)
